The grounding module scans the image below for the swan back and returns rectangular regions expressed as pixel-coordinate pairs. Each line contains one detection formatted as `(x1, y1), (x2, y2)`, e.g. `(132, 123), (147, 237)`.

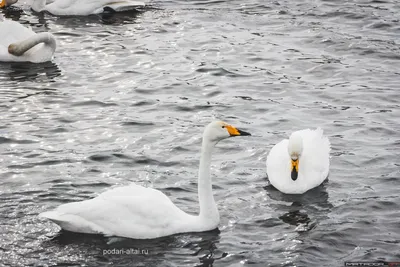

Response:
(0, 20), (34, 45)
(32, 0), (146, 15)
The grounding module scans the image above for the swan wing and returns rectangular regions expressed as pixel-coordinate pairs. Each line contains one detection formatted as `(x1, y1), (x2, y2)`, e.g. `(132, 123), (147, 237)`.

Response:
(266, 139), (291, 192)
(40, 184), (193, 239)
(299, 128), (330, 181)
(44, 0), (145, 15)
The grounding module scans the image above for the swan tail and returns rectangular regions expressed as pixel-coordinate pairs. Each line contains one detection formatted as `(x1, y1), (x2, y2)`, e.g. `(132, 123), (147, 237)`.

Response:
(39, 211), (105, 234)
(39, 210), (64, 222)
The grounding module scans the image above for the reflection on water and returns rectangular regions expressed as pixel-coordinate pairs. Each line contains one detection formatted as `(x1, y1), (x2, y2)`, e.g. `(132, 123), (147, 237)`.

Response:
(264, 183), (332, 231)
(44, 10), (144, 27)
(0, 61), (61, 82)
(42, 228), (224, 267)
(0, 6), (24, 20)
(99, 10), (143, 25)
(196, 242), (228, 267)
(1, 0), (399, 266)
(264, 182), (331, 207)
(279, 210), (311, 227)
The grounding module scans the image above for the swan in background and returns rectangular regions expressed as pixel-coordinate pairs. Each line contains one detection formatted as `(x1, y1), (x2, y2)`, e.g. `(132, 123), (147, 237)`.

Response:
(266, 128), (330, 194)
(40, 121), (251, 239)
(0, 19), (56, 63)
(0, 0), (18, 8)
(31, 0), (147, 16)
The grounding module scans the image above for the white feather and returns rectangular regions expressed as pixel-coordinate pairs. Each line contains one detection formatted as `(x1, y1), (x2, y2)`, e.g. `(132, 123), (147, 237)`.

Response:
(0, 20), (56, 63)
(266, 128), (330, 194)
(40, 121), (250, 239)
(40, 184), (194, 238)
(32, 0), (147, 16)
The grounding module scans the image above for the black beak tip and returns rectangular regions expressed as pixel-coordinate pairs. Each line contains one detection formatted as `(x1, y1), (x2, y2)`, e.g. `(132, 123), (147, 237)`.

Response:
(238, 129), (251, 136)
(291, 170), (298, 181)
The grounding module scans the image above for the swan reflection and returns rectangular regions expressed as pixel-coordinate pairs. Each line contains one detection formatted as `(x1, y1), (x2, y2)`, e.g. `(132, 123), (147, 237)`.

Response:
(42, 228), (225, 267)
(0, 61), (61, 82)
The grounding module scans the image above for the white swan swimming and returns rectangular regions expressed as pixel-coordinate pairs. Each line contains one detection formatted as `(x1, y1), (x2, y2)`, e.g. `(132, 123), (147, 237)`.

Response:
(40, 121), (251, 239)
(31, 0), (147, 16)
(266, 128), (330, 194)
(0, 0), (17, 8)
(0, 19), (56, 63)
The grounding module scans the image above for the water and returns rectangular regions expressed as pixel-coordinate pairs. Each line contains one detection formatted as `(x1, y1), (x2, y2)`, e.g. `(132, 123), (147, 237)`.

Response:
(0, 0), (399, 266)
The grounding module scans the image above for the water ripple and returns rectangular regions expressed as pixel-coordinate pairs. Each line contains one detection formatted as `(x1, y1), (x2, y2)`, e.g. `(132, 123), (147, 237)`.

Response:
(0, 0), (399, 266)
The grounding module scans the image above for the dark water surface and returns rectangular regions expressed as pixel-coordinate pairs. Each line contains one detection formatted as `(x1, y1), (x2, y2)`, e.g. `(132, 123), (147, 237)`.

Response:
(1, 0), (399, 266)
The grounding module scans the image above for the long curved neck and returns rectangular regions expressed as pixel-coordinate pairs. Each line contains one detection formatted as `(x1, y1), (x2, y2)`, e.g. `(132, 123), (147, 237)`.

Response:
(198, 137), (218, 221)
(31, 0), (46, 12)
(8, 32), (56, 56)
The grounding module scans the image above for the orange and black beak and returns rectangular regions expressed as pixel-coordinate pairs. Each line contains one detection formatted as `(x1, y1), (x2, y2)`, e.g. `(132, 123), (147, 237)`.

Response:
(225, 125), (251, 136)
(291, 159), (299, 181)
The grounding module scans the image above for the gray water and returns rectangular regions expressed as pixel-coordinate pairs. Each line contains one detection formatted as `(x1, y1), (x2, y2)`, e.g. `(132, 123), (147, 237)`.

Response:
(0, 0), (399, 266)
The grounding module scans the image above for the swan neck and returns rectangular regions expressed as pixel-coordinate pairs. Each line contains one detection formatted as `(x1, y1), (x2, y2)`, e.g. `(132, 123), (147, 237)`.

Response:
(9, 32), (56, 57)
(198, 137), (218, 220)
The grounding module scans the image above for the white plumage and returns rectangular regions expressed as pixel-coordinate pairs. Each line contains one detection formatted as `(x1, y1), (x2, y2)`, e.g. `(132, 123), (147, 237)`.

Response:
(40, 184), (197, 239)
(31, 0), (147, 16)
(266, 128), (330, 194)
(0, 19), (56, 63)
(40, 121), (251, 239)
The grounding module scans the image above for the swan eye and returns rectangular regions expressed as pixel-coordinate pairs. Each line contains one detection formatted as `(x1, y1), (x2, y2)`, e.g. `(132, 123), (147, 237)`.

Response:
(222, 126), (225, 128)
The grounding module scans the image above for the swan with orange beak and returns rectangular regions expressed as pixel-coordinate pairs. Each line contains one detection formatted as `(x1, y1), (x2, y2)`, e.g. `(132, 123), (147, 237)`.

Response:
(266, 128), (330, 194)
(40, 121), (251, 239)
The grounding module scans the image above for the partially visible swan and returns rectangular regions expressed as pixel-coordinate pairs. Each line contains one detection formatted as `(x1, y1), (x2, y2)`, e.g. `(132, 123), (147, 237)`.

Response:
(40, 121), (251, 239)
(0, 0), (18, 8)
(31, 0), (147, 16)
(0, 19), (56, 63)
(266, 128), (330, 194)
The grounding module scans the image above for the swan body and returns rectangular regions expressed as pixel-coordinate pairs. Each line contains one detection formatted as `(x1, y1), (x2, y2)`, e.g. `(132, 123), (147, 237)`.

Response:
(0, 20), (56, 63)
(31, 0), (147, 16)
(40, 121), (251, 239)
(266, 128), (330, 194)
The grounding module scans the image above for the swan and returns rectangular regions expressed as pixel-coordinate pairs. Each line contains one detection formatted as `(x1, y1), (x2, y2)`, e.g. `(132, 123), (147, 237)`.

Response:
(266, 128), (330, 194)
(31, 0), (147, 16)
(0, 0), (18, 8)
(40, 121), (251, 239)
(0, 19), (56, 63)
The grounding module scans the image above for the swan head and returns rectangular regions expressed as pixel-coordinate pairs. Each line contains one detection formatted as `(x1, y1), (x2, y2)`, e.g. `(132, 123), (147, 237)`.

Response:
(0, 0), (18, 8)
(204, 121), (251, 142)
(288, 132), (303, 181)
